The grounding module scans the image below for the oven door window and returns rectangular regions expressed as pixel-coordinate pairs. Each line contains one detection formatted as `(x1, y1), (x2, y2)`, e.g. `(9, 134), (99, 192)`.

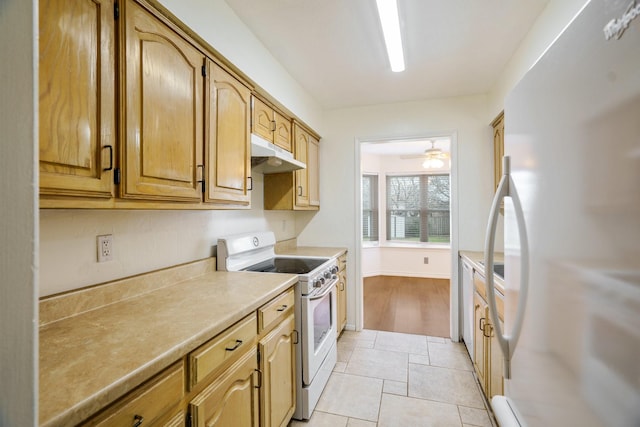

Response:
(313, 290), (333, 352)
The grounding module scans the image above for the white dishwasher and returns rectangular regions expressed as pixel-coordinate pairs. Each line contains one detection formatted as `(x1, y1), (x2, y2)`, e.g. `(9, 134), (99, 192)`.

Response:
(461, 258), (474, 359)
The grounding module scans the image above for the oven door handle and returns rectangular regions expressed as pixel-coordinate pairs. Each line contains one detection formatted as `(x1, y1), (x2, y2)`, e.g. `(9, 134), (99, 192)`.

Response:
(308, 280), (337, 300)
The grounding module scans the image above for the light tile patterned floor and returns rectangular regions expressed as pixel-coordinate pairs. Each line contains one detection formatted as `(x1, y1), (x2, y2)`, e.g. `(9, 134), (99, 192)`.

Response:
(289, 330), (495, 427)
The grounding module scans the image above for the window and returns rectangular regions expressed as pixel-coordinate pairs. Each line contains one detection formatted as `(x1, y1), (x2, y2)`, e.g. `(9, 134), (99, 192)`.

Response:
(362, 174), (379, 242)
(386, 174), (450, 243)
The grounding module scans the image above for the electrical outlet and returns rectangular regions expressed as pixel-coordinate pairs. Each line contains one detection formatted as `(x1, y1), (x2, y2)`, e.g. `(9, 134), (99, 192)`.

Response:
(423, 256), (429, 264)
(97, 234), (114, 262)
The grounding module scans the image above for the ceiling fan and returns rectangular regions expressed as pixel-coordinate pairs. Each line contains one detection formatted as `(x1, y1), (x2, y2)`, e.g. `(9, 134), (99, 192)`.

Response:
(400, 140), (450, 168)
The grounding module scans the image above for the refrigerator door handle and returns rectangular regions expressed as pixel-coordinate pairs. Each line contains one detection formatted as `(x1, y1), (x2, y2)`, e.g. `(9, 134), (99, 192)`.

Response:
(484, 155), (530, 379)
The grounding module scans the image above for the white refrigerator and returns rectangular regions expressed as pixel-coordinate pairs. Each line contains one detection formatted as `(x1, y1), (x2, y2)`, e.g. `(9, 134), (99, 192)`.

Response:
(483, 1), (640, 426)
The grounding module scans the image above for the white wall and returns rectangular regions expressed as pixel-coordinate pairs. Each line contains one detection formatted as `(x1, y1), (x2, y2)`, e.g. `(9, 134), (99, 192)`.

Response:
(0, 0), (38, 424)
(38, 0), (325, 297)
(297, 95), (492, 330)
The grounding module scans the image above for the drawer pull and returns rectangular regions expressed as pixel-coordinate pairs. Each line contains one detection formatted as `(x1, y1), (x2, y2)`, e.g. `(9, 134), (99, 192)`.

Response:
(479, 317), (486, 332)
(133, 414), (144, 427)
(276, 304), (288, 312)
(225, 339), (243, 352)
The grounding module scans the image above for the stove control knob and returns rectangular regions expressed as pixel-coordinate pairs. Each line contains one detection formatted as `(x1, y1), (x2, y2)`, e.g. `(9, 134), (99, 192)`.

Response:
(324, 271), (331, 279)
(330, 266), (339, 275)
(313, 279), (322, 288)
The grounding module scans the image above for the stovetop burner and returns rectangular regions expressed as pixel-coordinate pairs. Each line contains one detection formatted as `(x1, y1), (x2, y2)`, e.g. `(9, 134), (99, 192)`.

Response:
(243, 257), (328, 274)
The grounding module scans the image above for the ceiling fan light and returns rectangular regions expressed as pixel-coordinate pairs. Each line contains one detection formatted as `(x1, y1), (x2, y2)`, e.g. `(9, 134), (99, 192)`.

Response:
(422, 158), (445, 169)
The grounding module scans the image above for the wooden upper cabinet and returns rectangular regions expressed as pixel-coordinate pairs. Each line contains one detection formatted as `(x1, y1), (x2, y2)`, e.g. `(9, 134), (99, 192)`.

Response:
(273, 111), (292, 152)
(492, 111), (504, 191)
(120, 0), (204, 202)
(252, 97), (275, 142)
(252, 97), (292, 152)
(205, 61), (252, 206)
(294, 125), (309, 207)
(39, 0), (116, 198)
(308, 136), (320, 207)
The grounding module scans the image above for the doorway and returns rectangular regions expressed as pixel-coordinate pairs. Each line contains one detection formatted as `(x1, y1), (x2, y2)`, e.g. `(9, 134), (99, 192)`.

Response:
(354, 135), (460, 340)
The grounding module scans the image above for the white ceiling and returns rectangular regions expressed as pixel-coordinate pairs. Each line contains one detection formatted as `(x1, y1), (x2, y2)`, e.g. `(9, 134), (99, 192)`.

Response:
(361, 137), (450, 156)
(224, 0), (549, 109)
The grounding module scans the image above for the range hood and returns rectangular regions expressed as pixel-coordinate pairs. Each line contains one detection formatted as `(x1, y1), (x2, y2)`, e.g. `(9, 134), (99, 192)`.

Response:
(250, 133), (306, 174)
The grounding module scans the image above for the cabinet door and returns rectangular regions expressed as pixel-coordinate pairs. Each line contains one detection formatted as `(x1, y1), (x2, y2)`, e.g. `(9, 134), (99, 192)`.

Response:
(489, 319), (504, 398)
(273, 111), (292, 152)
(473, 292), (487, 394)
(259, 314), (296, 427)
(205, 61), (251, 206)
(492, 112), (504, 191)
(39, 0), (115, 198)
(252, 97), (274, 142)
(294, 126), (309, 207)
(307, 136), (320, 207)
(337, 269), (347, 332)
(121, 0), (204, 201)
(190, 347), (259, 427)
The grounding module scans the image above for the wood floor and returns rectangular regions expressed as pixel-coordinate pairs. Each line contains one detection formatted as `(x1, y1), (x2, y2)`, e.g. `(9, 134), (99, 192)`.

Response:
(363, 275), (450, 338)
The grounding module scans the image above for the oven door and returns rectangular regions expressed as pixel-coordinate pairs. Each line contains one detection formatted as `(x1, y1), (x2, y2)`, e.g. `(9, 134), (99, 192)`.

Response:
(300, 278), (337, 386)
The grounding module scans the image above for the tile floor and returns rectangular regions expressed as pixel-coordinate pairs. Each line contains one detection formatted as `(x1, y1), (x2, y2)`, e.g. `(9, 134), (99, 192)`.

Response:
(289, 330), (496, 427)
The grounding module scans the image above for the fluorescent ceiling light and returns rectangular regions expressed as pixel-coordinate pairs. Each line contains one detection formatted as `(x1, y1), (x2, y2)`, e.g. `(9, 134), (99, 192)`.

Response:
(376, 0), (405, 72)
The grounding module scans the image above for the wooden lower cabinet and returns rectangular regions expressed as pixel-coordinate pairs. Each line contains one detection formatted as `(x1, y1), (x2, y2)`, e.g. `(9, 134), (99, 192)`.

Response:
(81, 362), (184, 426)
(472, 274), (504, 399)
(259, 314), (296, 427)
(189, 347), (260, 427)
(337, 252), (347, 333)
(473, 291), (488, 394)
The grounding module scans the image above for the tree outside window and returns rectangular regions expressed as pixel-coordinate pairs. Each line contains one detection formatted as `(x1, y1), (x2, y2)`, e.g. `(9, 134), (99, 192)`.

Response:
(386, 174), (450, 243)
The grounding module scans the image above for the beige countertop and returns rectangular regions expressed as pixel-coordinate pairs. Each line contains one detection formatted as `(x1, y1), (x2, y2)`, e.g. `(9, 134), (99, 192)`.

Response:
(459, 250), (505, 294)
(39, 263), (297, 427)
(276, 246), (347, 259)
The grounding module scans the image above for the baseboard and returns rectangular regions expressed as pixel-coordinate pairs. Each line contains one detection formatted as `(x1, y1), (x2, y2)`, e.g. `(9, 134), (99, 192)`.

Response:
(363, 271), (451, 279)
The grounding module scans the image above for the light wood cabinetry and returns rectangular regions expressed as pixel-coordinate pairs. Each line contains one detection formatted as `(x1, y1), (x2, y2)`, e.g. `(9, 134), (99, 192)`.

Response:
(187, 287), (296, 427)
(337, 252), (348, 333)
(190, 347), (260, 427)
(472, 272), (504, 398)
(492, 111), (505, 191)
(205, 60), (252, 207)
(258, 314), (296, 427)
(252, 97), (292, 152)
(38, 0), (116, 199)
(263, 122), (320, 210)
(81, 362), (184, 426)
(120, 0), (204, 202)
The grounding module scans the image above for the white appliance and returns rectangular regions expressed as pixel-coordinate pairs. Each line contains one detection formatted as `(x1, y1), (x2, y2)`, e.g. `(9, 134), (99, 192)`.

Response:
(484, 1), (640, 426)
(461, 258), (474, 359)
(217, 231), (338, 420)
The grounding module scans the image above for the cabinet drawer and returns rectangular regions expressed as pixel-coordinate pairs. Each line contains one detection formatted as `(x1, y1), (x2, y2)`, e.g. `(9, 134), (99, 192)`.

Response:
(189, 313), (257, 389)
(86, 362), (183, 427)
(258, 288), (295, 333)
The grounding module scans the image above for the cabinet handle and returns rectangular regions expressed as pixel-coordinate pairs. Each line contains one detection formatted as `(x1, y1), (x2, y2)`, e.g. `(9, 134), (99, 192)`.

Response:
(340, 281), (345, 291)
(196, 164), (205, 192)
(132, 414), (144, 427)
(248, 176), (253, 191)
(479, 317), (486, 332)
(255, 369), (263, 389)
(298, 185), (303, 196)
(271, 120), (276, 132)
(103, 145), (114, 171)
(483, 323), (493, 338)
(293, 329), (299, 344)
(225, 339), (243, 351)
(276, 304), (288, 312)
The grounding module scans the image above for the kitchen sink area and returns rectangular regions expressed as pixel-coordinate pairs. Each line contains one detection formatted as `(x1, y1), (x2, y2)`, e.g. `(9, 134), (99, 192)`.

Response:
(479, 261), (504, 279)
